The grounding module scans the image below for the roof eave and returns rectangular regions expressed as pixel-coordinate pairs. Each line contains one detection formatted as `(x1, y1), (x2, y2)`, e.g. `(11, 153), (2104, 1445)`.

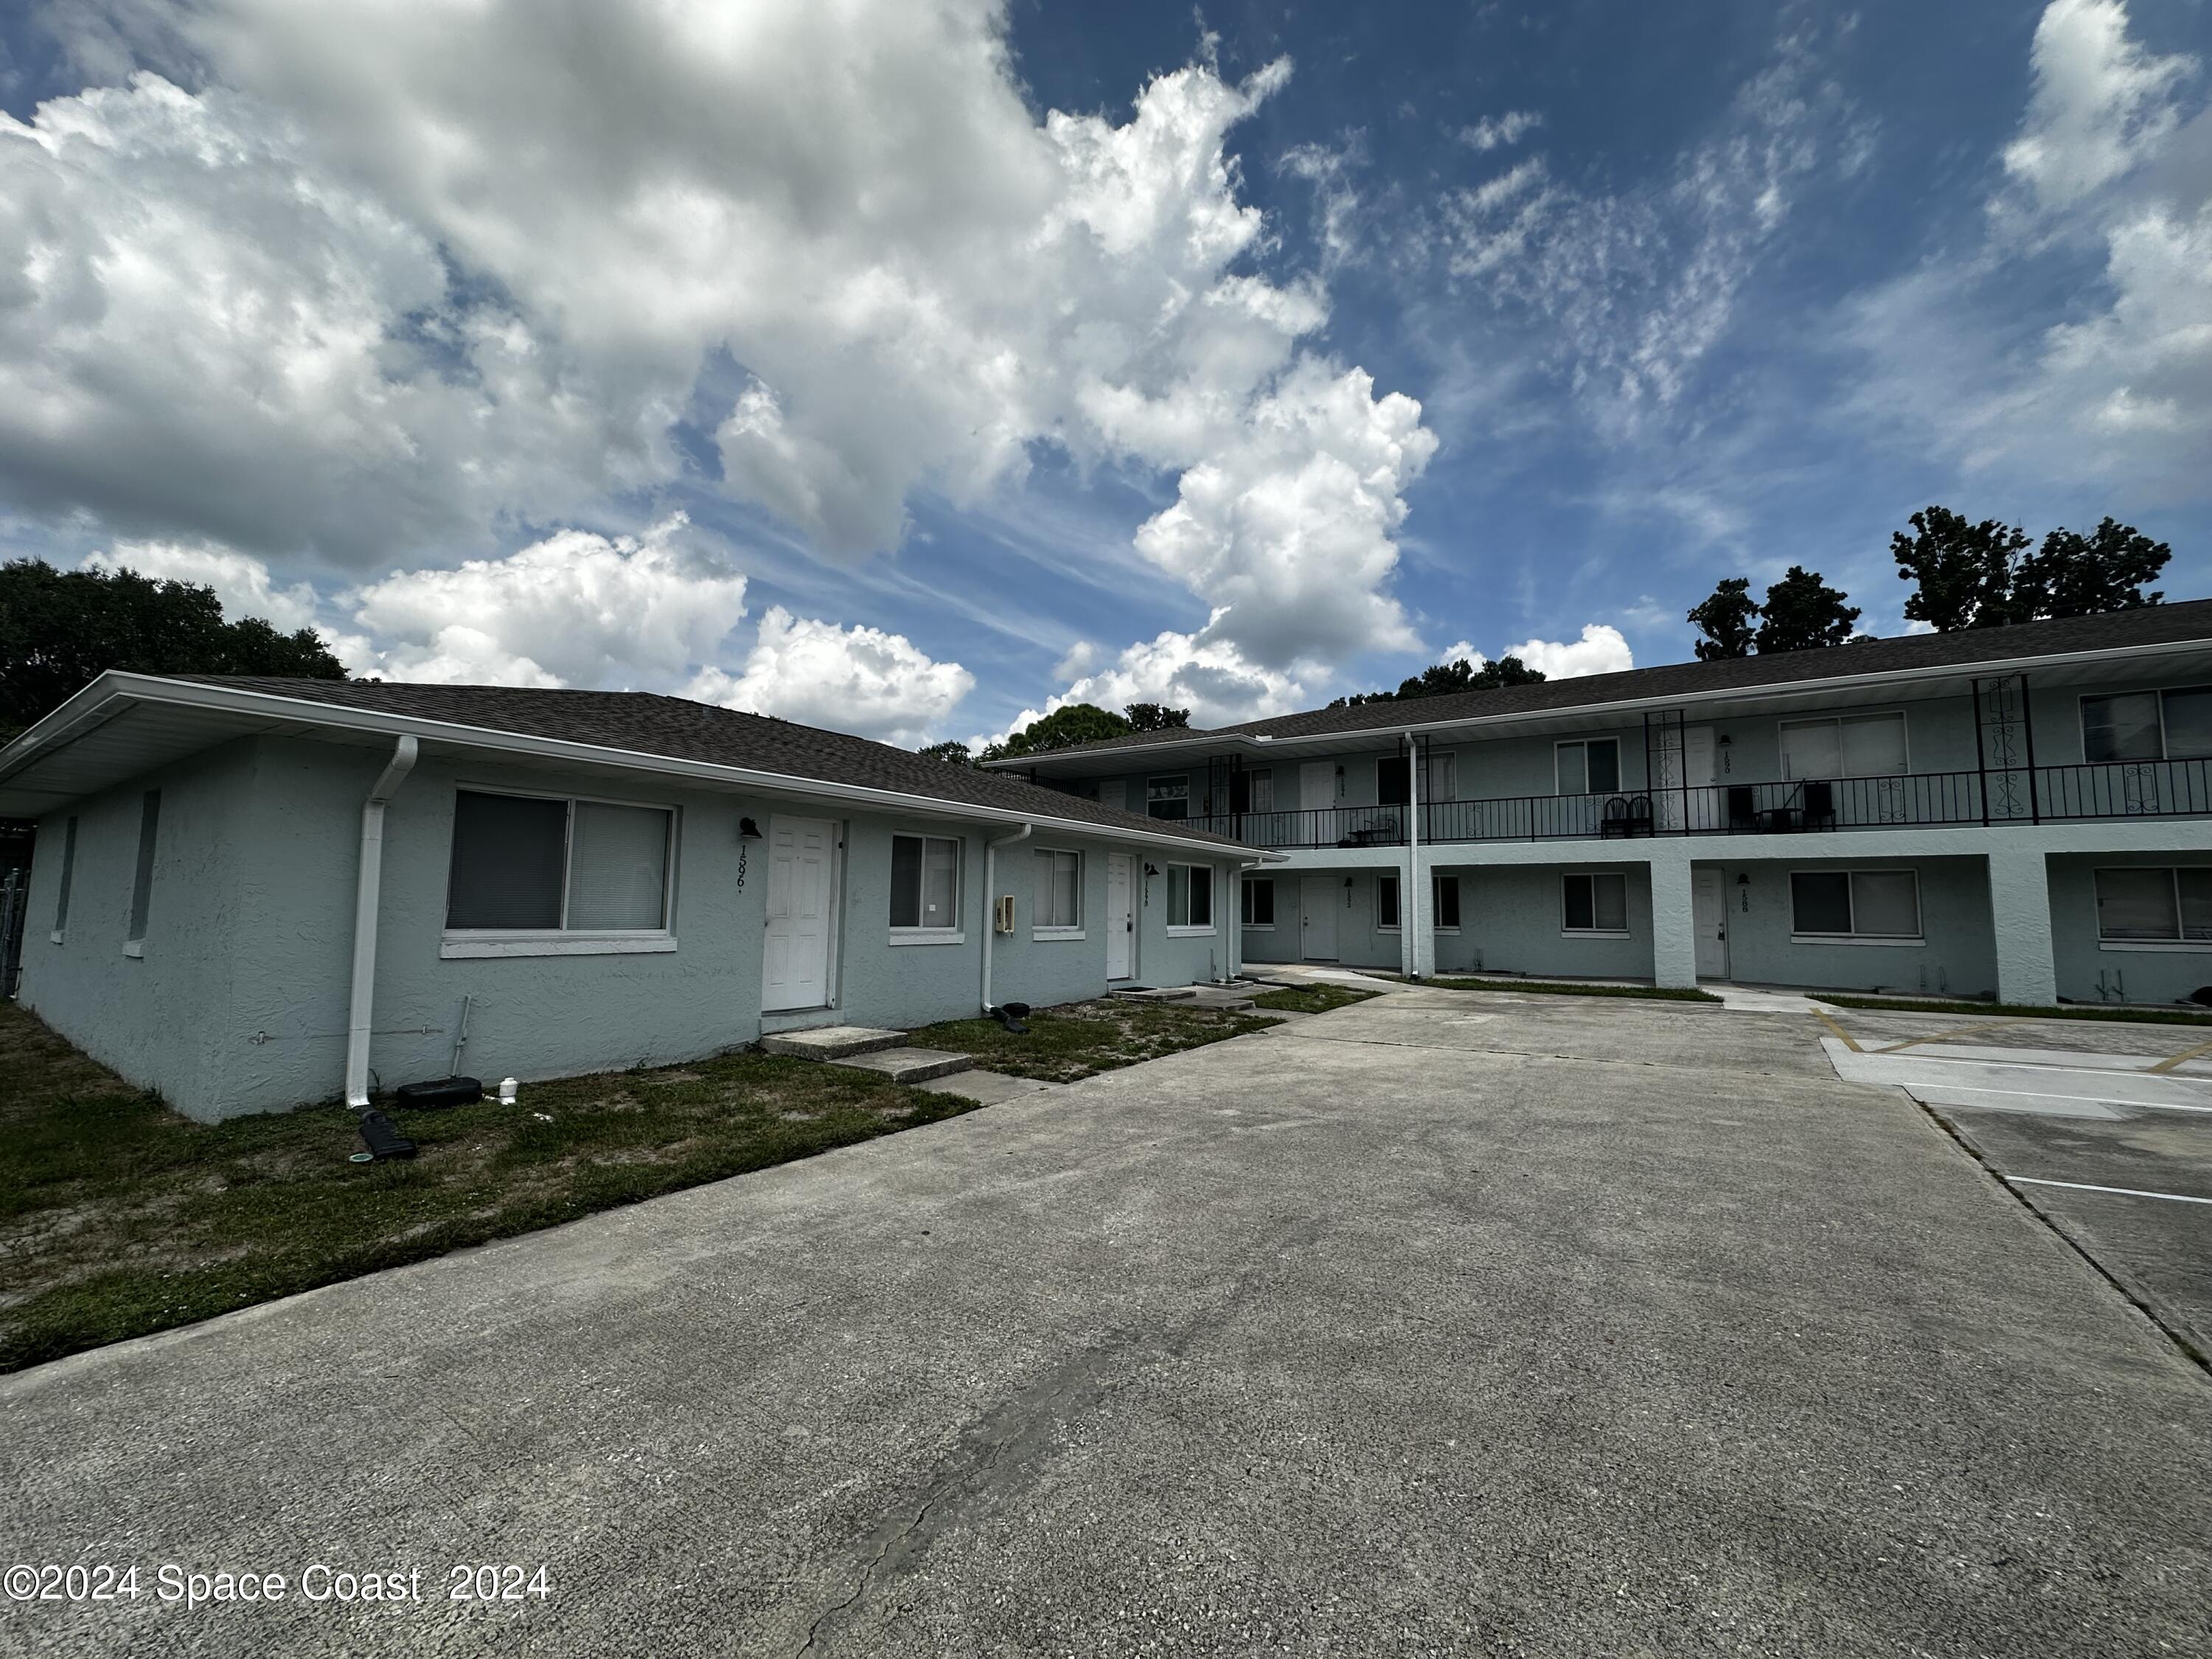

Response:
(992, 633), (2212, 768)
(0, 674), (1282, 861)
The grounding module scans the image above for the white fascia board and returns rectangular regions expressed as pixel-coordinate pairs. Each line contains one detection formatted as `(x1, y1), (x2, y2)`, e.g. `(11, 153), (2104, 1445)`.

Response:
(0, 674), (1285, 863)
(988, 635), (2212, 770)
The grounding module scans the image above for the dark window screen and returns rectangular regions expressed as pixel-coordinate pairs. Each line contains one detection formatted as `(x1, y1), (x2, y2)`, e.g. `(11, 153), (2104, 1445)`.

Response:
(448, 792), (567, 928)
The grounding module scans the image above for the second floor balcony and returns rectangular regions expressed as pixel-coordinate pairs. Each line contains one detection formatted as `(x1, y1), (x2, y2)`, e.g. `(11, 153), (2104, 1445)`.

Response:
(1185, 758), (2212, 851)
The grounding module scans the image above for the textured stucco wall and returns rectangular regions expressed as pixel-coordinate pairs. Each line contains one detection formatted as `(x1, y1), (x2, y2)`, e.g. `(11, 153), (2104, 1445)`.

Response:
(1234, 866), (1405, 968)
(1427, 862), (1658, 979)
(2048, 850), (2212, 1005)
(24, 734), (1239, 1120)
(17, 740), (249, 1113)
(1705, 854), (1999, 998)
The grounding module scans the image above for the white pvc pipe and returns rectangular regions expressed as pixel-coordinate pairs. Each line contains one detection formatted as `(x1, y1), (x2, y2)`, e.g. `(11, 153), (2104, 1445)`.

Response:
(981, 821), (1032, 1013)
(344, 734), (419, 1107)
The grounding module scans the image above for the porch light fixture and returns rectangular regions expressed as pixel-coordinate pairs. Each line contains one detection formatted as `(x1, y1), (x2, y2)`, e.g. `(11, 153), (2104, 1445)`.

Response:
(1144, 863), (1161, 877)
(739, 817), (763, 839)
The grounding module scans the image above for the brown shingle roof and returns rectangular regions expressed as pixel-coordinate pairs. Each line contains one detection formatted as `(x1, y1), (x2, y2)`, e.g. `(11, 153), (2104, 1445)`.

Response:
(175, 677), (1260, 850)
(1008, 600), (2212, 762)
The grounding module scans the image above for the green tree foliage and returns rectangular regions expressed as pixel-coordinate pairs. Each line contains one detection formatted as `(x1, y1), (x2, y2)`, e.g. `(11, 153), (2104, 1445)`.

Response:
(1755, 566), (1861, 653)
(1, 558), (346, 737)
(1889, 507), (2034, 631)
(915, 740), (974, 765)
(1686, 577), (1759, 661)
(1326, 653), (1546, 709)
(2014, 517), (2168, 620)
(1124, 702), (1191, 731)
(1890, 507), (2169, 630)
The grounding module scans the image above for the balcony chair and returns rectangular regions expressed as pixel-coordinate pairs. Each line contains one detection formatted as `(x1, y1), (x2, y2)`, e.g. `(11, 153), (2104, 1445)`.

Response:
(1801, 779), (1837, 830)
(1599, 795), (1632, 838)
(1726, 787), (1757, 832)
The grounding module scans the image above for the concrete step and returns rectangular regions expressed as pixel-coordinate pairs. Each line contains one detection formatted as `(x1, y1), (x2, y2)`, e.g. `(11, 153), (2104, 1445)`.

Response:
(759, 1025), (908, 1060)
(917, 1070), (1065, 1106)
(1110, 987), (1194, 1002)
(827, 1046), (975, 1085)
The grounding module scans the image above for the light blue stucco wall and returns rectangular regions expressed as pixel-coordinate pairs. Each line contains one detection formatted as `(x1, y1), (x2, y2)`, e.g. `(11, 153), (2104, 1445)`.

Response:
(19, 734), (1241, 1120)
(17, 739), (251, 1110)
(2048, 851), (2212, 1005)
(1427, 862), (1657, 979)
(1700, 854), (1997, 998)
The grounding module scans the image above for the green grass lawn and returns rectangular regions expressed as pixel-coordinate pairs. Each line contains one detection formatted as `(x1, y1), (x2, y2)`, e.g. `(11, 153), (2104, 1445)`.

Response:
(0, 1002), (980, 1374)
(1419, 977), (1722, 1004)
(908, 998), (1275, 1082)
(1817, 993), (2212, 1027)
(1246, 984), (1380, 1015)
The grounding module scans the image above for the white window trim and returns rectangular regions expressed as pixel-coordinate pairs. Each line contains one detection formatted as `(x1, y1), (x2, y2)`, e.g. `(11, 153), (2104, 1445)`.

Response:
(1560, 870), (1630, 936)
(1787, 868), (1924, 943)
(1146, 774), (1192, 819)
(1433, 875), (1461, 934)
(1554, 737), (1621, 797)
(2078, 687), (2212, 765)
(1032, 928), (1087, 942)
(442, 931), (678, 959)
(2091, 865), (2212, 947)
(1240, 876), (1277, 931)
(1375, 873), (1402, 933)
(1777, 711), (1910, 780)
(888, 830), (964, 939)
(443, 783), (680, 942)
(1166, 925), (1219, 938)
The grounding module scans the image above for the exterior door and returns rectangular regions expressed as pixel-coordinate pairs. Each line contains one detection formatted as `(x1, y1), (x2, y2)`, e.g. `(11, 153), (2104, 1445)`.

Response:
(1106, 853), (1135, 979)
(1683, 726), (1719, 830)
(1299, 760), (1337, 838)
(1692, 866), (1730, 980)
(762, 816), (835, 1012)
(1301, 875), (1339, 961)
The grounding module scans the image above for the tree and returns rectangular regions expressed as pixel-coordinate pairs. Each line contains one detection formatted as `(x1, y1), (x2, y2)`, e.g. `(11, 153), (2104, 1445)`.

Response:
(1890, 505), (2171, 630)
(990, 702), (1133, 759)
(1686, 577), (1759, 661)
(1890, 507), (2031, 632)
(2014, 517), (2168, 620)
(1325, 652), (1545, 709)
(915, 740), (974, 766)
(0, 558), (346, 737)
(1124, 702), (1190, 731)
(1755, 566), (1860, 653)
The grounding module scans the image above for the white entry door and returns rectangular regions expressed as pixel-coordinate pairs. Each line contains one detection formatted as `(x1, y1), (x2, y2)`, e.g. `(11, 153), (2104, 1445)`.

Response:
(1299, 760), (1337, 813)
(1692, 866), (1730, 980)
(1301, 875), (1339, 961)
(1657, 726), (1722, 831)
(762, 816), (836, 1012)
(1106, 853), (1135, 980)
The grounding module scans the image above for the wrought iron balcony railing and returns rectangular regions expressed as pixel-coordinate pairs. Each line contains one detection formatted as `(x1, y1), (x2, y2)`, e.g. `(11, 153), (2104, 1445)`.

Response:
(1185, 759), (2212, 849)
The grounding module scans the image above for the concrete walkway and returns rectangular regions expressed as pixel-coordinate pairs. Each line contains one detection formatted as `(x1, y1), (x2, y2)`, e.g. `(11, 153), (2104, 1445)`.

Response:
(3, 990), (2208, 1656)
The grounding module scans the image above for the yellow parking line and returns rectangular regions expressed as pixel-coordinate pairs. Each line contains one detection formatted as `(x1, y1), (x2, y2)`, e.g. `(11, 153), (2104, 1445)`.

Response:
(1875, 1019), (2028, 1054)
(2147, 1035), (2212, 1075)
(1813, 1011), (1863, 1053)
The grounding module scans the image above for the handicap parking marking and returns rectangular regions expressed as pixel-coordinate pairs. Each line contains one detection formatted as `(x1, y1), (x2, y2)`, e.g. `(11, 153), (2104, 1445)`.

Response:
(2003, 1175), (2212, 1207)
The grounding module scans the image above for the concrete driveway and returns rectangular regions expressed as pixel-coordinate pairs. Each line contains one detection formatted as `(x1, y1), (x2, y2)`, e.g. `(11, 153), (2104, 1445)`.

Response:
(4, 988), (2208, 1657)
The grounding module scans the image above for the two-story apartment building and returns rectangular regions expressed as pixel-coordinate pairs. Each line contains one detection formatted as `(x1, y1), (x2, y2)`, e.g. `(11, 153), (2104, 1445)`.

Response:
(992, 604), (2212, 1007)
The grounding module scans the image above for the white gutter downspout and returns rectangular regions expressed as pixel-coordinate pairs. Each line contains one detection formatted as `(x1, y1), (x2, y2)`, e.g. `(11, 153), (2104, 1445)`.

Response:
(1230, 857), (1262, 980)
(981, 822), (1032, 1013)
(344, 735), (419, 1108)
(1404, 729), (1423, 979)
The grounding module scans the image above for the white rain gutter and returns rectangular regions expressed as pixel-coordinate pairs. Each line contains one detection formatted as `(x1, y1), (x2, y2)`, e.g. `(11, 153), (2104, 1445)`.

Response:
(344, 735), (418, 1108)
(981, 821), (1032, 1013)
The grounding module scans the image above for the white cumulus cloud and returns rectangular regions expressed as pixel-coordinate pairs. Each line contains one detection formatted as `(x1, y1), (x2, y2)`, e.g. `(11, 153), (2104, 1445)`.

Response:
(82, 538), (322, 633)
(1440, 625), (1635, 679)
(344, 516), (750, 689)
(689, 608), (973, 748)
(2000, 0), (2195, 214)
(1457, 111), (1543, 152)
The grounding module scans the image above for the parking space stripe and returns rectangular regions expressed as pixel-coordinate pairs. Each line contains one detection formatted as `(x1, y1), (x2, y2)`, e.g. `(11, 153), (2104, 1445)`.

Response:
(1813, 1011), (1862, 1053)
(2147, 1035), (2212, 1075)
(2003, 1175), (2212, 1206)
(1875, 1019), (2028, 1054)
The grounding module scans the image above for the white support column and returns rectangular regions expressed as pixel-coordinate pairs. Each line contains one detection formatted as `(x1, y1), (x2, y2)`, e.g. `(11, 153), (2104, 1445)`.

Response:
(1648, 847), (1698, 989)
(1403, 730), (1430, 978)
(1987, 845), (2057, 1006)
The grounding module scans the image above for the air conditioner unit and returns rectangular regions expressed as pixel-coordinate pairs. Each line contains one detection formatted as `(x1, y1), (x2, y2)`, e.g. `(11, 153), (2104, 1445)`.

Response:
(994, 894), (1016, 934)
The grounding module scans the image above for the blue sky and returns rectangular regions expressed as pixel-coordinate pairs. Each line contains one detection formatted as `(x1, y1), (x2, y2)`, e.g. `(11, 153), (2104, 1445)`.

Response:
(1, 1), (2207, 745)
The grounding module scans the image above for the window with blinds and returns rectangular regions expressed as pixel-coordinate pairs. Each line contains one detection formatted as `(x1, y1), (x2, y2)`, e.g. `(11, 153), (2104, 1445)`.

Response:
(1788, 869), (1921, 939)
(2094, 868), (2212, 942)
(890, 834), (961, 931)
(1032, 848), (1081, 932)
(1562, 871), (1628, 933)
(2081, 688), (2212, 763)
(1166, 864), (1213, 930)
(446, 790), (672, 932)
(1778, 713), (1907, 779)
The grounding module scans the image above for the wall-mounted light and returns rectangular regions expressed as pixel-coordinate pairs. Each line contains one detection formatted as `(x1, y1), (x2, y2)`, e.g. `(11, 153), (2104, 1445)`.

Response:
(1144, 863), (1161, 877)
(737, 816), (764, 891)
